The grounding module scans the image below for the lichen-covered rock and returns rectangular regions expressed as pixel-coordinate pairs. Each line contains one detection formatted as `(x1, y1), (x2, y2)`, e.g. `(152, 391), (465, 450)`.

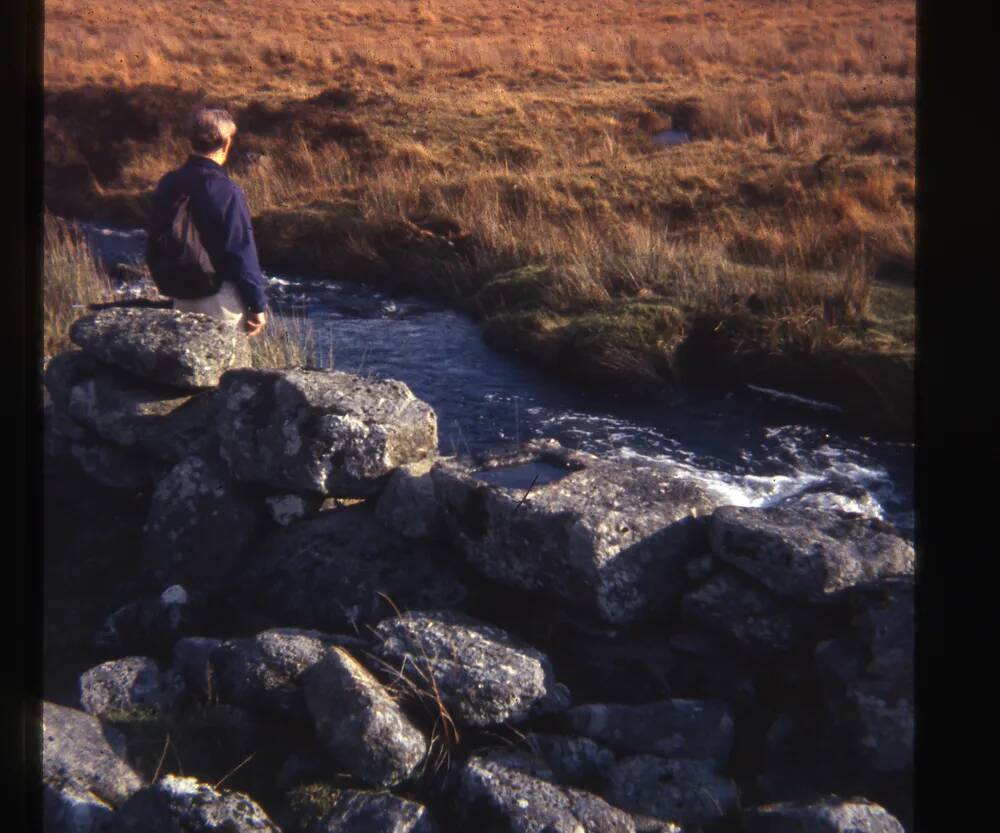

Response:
(454, 751), (646, 833)
(93, 586), (200, 657)
(710, 506), (914, 603)
(237, 506), (469, 634)
(79, 656), (184, 718)
(373, 610), (569, 727)
(69, 308), (251, 390)
(303, 647), (428, 787)
(112, 774), (280, 833)
(49, 353), (220, 462)
(432, 440), (718, 625)
(607, 755), (738, 826)
(42, 702), (142, 832)
(375, 458), (446, 540)
(206, 628), (354, 721)
(141, 455), (260, 590)
(742, 796), (905, 833)
(305, 789), (440, 833)
(216, 368), (438, 496)
(815, 638), (913, 774)
(681, 569), (822, 656)
(564, 699), (735, 767)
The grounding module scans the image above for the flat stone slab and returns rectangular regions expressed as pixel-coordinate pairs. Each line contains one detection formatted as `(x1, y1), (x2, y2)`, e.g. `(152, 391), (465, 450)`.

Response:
(455, 751), (648, 833)
(742, 797), (905, 833)
(564, 699), (735, 766)
(710, 505), (914, 603)
(204, 628), (351, 721)
(373, 610), (569, 727)
(216, 368), (438, 496)
(70, 308), (251, 390)
(432, 440), (718, 625)
(608, 755), (738, 826)
(45, 350), (221, 463)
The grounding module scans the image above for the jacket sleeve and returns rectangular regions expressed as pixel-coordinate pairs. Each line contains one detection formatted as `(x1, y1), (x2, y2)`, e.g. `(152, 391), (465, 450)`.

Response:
(218, 184), (269, 314)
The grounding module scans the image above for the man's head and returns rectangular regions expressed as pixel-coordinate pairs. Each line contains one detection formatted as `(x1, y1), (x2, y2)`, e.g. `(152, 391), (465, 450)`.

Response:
(189, 107), (237, 163)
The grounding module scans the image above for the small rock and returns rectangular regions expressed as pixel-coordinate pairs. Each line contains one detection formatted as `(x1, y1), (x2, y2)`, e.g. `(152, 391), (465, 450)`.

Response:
(112, 773), (280, 832)
(564, 699), (734, 766)
(373, 610), (569, 727)
(69, 307), (251, 389)
(79, 656), (184, 718)
(710, 505), (914, 603)
(216, 367), (438, 496)
(303, 647), (428, 787)
(207, 628), (352, 721)
(742, 796), (905, 833)
(607, 755), (738, 826)
(265, 493), (323, 526)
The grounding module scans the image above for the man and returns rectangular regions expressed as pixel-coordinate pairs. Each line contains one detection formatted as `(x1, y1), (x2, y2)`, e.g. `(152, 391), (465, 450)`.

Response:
(148, 108), (268, 336)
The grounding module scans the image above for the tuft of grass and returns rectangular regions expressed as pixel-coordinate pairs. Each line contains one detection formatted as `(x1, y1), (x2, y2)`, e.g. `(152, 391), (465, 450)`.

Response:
(249, 304), (315, 369)
(43, 214), (115, 359)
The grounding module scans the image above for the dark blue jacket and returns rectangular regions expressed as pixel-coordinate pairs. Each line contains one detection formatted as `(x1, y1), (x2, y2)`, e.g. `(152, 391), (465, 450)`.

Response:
(150, 156), (268, 313)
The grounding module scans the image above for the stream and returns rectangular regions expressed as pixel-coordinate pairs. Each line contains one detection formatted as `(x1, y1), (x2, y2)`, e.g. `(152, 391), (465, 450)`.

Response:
(79, 222), (915, 540)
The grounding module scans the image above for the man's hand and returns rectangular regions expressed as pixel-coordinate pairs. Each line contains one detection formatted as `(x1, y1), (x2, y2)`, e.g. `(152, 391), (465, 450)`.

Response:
(245, 311), (267, 337)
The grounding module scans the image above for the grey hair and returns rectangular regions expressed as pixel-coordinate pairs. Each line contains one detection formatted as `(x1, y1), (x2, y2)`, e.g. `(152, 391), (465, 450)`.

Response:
(189, 107), (237, 154)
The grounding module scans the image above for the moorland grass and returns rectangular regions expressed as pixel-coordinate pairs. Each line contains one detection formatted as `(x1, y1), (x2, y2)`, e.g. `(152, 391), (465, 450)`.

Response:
(43, 0), (916, 429)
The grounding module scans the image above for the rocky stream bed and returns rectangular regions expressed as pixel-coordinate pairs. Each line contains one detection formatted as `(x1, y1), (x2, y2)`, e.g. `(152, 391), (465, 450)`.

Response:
(42, 306), (914, 833)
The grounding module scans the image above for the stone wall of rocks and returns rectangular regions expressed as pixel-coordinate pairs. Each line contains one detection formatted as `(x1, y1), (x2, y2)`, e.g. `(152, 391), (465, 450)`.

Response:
(41, 308), (914, 833)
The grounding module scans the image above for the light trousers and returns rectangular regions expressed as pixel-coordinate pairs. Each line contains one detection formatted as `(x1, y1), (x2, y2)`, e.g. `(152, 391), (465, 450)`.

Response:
(172, 281), (246, 328)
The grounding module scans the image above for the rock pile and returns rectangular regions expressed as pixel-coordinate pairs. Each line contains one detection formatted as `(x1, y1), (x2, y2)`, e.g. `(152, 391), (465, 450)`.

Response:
(42, 308), (915, 832)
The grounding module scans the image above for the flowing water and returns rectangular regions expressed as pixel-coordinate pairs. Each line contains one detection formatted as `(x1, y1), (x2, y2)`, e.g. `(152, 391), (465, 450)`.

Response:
(78, 223), (915, 539)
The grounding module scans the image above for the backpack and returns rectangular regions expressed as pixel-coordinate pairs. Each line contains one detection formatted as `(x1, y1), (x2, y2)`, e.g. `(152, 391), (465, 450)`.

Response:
(145, 192), (223, 299)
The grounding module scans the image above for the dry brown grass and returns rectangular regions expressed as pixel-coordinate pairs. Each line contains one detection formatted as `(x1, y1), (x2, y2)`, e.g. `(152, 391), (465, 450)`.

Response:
(43, 215), (115, 357)
(43, 0), (916, 424)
